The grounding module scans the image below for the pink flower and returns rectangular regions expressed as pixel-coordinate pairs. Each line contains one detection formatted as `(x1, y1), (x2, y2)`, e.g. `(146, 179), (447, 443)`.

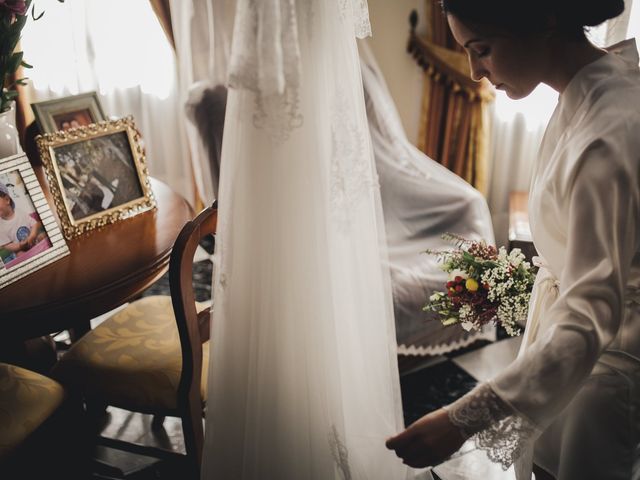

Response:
(0, 0), (27, 16)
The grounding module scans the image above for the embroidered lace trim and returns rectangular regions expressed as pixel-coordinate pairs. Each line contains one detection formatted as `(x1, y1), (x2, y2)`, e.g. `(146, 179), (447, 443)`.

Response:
(228, 0), (303, 142)
(446, 383), (538, 471)
(396, 326), (496, 357)
(328, 425), (352, 480)
(339, 0), (372, 38)
(328, 86), (378, 231)
(228, 0), (372, 142)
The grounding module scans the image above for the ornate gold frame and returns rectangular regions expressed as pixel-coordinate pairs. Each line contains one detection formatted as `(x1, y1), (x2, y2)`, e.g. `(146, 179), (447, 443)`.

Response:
(36, 116), (156, 239)
(0, 153), (70, 290)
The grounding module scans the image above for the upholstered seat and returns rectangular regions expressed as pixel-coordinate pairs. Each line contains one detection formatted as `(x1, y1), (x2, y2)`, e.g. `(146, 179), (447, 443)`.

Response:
(0, 362), (65, 460)
(53, 295), (209, 413)
(51, 204), (217, 478)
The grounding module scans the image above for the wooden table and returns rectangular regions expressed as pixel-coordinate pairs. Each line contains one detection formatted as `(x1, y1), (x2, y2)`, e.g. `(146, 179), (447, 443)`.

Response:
(0, 176), (193, 342)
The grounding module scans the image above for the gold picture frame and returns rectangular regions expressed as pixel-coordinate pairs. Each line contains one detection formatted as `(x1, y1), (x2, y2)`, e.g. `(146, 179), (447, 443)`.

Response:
(36, 116), (156, 239)
(0, 153), (70, 290)
(32, 91), (107, 134)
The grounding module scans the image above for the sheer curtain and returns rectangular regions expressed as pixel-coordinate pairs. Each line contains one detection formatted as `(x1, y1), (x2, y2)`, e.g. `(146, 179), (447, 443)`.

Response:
(201, 0), (409, 478)
(20, 0), (194, 202)
(487, 0), (639, 247)
(170, 0), (236, 203)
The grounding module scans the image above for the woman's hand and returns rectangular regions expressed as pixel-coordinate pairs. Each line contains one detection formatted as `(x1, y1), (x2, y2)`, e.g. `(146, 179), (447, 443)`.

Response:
(385, 408), (466, 468)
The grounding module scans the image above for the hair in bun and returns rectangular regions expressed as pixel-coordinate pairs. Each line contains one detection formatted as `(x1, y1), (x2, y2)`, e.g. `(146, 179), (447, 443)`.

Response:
(441, 0), (625, 36)
(575, 0), (625, 26)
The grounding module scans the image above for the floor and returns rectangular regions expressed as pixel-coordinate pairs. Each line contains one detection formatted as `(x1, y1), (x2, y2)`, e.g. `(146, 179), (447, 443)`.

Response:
(67, 241), (525, 479)
(88, 335), (523, 479)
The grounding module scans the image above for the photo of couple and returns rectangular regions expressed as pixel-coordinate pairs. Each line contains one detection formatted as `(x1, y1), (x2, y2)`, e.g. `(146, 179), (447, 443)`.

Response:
(52, 108), (94, 131)
(52, 132), (144, 221)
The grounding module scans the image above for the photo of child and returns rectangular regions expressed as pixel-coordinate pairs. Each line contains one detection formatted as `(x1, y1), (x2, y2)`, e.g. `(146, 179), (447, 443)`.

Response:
(0, 172), (52, 270)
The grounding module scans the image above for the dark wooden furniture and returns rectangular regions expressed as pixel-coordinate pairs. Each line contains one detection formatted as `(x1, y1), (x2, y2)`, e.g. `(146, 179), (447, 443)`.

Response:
(0, 173), (193, 343)
(170, 203), (216, 476)
(52, 204), (216, 479)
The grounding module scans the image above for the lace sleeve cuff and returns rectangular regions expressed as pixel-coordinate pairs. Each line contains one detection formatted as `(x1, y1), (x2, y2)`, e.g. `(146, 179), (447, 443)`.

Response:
(444, 382), (539, 470)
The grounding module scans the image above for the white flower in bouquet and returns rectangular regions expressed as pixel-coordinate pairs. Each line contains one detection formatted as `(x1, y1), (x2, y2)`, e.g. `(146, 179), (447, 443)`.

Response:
(423, 234), (537, 336)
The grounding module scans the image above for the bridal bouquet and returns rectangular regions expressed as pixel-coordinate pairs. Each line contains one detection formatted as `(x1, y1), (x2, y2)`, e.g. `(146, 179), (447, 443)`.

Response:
(423, 233), (536, 336)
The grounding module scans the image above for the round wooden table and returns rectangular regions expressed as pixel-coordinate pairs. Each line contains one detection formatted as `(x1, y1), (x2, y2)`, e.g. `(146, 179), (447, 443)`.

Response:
(0, 177), (193, 342)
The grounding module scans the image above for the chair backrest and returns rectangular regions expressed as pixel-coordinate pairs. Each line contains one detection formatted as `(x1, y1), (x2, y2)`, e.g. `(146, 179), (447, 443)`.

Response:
(168, 201), (217, 475)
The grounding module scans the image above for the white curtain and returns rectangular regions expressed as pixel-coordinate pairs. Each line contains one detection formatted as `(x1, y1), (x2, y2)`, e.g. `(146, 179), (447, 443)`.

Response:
(202, 0), (409, 478)
(170, 0), (236, 203)
(20, 0), (194, 203)
(486, 92), (553, 247)
(486, 2), (639, 247)
(627, 0), (640, 40)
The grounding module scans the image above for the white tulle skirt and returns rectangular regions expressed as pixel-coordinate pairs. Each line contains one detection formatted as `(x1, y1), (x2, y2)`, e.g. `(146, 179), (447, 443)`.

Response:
(201, 1), (409, 478)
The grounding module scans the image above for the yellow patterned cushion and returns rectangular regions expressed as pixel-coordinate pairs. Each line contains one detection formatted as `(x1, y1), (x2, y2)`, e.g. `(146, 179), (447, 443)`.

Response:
(0, 363), (65, 460)
(52, 296), (210, 412)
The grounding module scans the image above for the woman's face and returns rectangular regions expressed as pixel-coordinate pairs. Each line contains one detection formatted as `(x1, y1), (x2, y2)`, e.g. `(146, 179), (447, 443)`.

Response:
(447, 14), (547, 99)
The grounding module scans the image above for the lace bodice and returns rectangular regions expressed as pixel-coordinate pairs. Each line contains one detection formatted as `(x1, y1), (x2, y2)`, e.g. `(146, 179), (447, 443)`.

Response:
(227, 0), (372, 142)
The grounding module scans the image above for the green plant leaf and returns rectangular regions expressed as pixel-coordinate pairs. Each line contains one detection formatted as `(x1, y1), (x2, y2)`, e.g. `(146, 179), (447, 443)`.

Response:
(11, 14), (27, 33)
(461, 251), (476, 262)
(4, 89), (18, 101)
(7, 52), (23, 73)
(20, 60), (32, 69)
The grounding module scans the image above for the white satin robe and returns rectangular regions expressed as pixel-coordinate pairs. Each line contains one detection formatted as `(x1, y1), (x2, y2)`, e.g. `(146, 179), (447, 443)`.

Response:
(448, 39), (640, 480)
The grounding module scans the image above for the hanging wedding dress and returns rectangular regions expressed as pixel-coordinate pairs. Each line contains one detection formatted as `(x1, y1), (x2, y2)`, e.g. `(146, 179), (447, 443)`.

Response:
(359, 45), (496, 356)
(445, 39), (640, 480)
(201, 1), (409, 478)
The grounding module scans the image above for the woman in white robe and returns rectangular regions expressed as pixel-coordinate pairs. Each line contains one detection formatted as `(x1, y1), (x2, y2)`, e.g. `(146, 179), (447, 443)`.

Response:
(386, 1), (640, 479)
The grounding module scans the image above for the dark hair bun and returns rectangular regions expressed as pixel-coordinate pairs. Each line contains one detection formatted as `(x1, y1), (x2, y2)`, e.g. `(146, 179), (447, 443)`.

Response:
(573, 0), (625, 26)
(442, 0), (625, 35)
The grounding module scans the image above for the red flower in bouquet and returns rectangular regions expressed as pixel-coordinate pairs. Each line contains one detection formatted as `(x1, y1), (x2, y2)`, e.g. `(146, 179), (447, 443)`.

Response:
(0, 0), (27, 17)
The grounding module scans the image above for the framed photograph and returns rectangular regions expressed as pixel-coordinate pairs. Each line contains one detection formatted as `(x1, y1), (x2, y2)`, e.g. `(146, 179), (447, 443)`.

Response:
(32, 92), (107, 134)
(0, 153), (70, 290)
(36, 116), (156, 239)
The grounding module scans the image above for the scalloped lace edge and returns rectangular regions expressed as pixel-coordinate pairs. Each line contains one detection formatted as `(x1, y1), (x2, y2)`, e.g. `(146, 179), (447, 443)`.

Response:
(446, 383), (539, 471)
(397, 327), (496, 357)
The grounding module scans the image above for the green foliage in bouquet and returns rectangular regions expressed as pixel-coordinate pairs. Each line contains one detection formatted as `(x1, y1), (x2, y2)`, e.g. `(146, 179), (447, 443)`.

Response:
(423, 233), (537, 337)
(0, 0), (64, 112)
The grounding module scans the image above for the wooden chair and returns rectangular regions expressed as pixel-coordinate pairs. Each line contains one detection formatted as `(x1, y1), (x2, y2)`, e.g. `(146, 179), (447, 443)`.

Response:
(53, 203), (217, 478)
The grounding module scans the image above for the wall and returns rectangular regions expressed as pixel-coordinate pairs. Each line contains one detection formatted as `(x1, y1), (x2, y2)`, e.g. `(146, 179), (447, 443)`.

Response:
(364, 2), (508, 243)
(364, 0), (425, 145)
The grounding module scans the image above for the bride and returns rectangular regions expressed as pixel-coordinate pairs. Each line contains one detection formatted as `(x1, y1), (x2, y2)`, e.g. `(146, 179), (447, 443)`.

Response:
(201, 1), (409, 478)
(386, 1), (640, 479)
